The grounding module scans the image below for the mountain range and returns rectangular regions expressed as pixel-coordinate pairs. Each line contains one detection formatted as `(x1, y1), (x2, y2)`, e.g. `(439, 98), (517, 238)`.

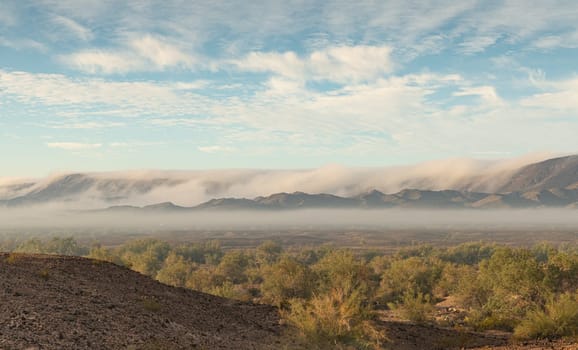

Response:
(1, 155), (577, 210)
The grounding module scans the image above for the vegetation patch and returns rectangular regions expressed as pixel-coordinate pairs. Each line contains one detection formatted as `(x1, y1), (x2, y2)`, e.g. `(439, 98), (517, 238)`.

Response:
(141, 297), (162, 313)
(6, 236), (578, 347)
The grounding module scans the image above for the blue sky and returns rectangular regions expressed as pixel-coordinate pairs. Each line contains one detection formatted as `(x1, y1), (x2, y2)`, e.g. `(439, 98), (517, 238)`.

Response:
(1, 0), (578, 176)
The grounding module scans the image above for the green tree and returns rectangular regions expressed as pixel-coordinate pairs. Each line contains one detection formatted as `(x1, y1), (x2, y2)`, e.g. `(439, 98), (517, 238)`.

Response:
(261, 255), (315, 307)
(216, 251), (251, 284)
(156, 252), (195, 287)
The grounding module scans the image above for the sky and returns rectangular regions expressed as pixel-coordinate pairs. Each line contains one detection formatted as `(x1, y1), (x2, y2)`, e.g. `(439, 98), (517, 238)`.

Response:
(1, 0), (577, 177)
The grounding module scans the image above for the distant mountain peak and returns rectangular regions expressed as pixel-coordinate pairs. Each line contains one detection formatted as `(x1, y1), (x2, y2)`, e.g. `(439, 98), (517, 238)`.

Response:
(1, 155), (577, 209)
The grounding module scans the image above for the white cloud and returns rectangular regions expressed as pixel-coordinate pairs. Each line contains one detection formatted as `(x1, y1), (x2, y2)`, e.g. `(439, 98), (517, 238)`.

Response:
(7, 0), (577, 70)
(110, 141), (165, 148)
(198, 145), (235, 153)
(60, 35), (195, 74)
(454, 86), (502, 105)
(0, 69), (211, 116)
(61, 50), (143, 74)
(0, 37), (46, 51)
(47, 142), (102, 150)
(458, 35), (500, 54)
(532, 31), (578, 49)
(130, 35), (195, 69)
(521, 77), (578, 112)
(232, 45), (393, 84)
(2, 62), (577, 164)
(47, 121), (126, 129)
(51, 15), (93, 41)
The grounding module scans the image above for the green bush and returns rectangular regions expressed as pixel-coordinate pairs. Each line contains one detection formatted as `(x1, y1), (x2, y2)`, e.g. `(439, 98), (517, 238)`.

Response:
(261, 255), (315, 307)
(116, 239), (171, 276)
(185, 266), (225, 292)
(514, 293), (578, 339)
(282, 287), (385, 349)
(440, 242), (495, 265)
(379, 256), (443, 303)
(156, 252), (194, 287)
(173, 240), (223, 265)
(217, 251), (251, 284)
(14, 237), (88, 256)
(255, 240), (283, 266)
(313, 250), (374, 298)
(394, 292), (434, 324)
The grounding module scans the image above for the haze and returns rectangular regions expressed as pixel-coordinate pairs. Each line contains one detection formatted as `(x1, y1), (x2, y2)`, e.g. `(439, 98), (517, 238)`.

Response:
(1, 208), (578, 231)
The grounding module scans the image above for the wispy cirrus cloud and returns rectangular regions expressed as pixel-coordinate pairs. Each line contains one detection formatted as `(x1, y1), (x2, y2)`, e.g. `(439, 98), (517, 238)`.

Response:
(521, 77), (578, 112)
(454, 86), (503, 105)
(60, 35), (196, 74)
(45, 121), (126, 129)
(0, 69), (209, 114)
(7, 0), (578, 64)
(50, 15), (94, 42)
(198, 145), (235, 154)
(46, 142), (102, 150)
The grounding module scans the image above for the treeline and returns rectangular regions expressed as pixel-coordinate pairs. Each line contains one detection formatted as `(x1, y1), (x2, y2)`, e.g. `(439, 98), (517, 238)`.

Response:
(7, 237), (578, 349)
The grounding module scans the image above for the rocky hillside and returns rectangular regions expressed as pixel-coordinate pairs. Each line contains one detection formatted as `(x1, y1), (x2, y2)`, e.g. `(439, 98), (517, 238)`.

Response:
(0, 253), (282, 350)
(2, 253), (577, 350)
(499, 155), (578, 193)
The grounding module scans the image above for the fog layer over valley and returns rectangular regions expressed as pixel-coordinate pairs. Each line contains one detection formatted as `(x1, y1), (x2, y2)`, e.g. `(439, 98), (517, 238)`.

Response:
(1, 208), (578, 231)
(0, 154), (567, 209)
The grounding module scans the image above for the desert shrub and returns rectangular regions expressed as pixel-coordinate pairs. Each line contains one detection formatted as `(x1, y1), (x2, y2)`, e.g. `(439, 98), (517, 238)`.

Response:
(13, 238), (45, 254)
(379, 256), (443, 303)
(38, 268), (50, 281)
(209, 281), (252, 301)
(156, 252), (195, 287)
(173, 240), (223, 265)
(142, 297), (162, 312)
(514, 293), (578, 339)
(440, 242), (495, 265)
(532, 242), (557, 263)
(216, 250), (251, 284)
(466, 294), (527, 331)
(451, 265), (491, 310)
(282, 287), (385, 349)
(543, 252), (578, 293)
(479, 247), (547, 301)
(255, 240), (283, 266)
(14, 237), (88, 256)
(116, 239), (171, 276)
(5, 253), (20, 264)
(395, 244), (436, 259)
(260, 255), (315, 307)
(461, 247), (551, 331)
(185, 265), (225, 292)
(392, 291), (434, 324)
(368, 254), (390, 277)
(437, 264), (476, 298)
(313, 250), (374, 298)
(46, 237), (89, 255)
(294, 248), (322, 265)
(88, 244), (122, 264)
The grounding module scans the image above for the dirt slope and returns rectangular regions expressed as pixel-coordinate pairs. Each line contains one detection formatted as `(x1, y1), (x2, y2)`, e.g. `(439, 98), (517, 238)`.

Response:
(0, 253), (282, 350)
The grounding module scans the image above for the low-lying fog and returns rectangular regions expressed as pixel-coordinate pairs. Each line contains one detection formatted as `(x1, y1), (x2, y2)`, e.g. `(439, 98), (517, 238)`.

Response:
(1, 208), (578, 231)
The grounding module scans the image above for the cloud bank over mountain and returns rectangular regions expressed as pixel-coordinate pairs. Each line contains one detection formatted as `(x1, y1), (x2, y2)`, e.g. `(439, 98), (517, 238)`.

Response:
(0, 154), (568, 208)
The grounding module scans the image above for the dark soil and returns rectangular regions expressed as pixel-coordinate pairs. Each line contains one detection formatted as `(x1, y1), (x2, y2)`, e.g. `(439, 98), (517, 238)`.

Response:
(0, 253), (282, 350)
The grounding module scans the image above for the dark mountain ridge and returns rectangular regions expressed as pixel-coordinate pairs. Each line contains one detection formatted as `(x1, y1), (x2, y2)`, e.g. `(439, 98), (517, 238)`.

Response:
(102, 186), (578, 212)
(2, 155), (578, 210)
